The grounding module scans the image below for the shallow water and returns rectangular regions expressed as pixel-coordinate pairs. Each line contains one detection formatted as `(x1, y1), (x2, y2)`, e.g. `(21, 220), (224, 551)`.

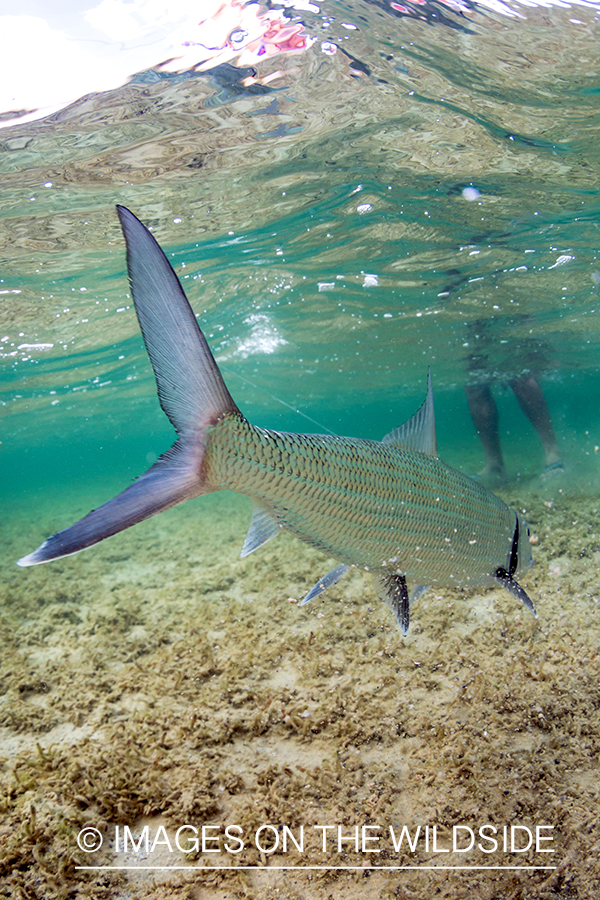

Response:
(2, 1), (600, 898)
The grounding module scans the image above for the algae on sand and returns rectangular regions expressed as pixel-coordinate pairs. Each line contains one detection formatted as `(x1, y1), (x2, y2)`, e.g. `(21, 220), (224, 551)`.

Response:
(1, 484), (600, 899)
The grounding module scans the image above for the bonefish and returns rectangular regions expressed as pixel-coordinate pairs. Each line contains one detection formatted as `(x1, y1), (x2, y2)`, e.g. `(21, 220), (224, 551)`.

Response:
(17, 206), (536, 634)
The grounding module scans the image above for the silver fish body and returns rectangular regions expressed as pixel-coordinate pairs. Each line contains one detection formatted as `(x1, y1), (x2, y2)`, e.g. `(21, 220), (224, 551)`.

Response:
(207, 415), (531, 589)
(17, 206), (535, 635)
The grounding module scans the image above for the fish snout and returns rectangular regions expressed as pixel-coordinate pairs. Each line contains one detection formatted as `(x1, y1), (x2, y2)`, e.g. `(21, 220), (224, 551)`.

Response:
(518, 514), (534, 572)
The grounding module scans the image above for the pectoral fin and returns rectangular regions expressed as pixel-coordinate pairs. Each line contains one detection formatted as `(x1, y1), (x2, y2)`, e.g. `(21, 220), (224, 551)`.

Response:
(378, 572), (411, 636)
(494, 513), (536, 617)
(410, 584), (430, 606)
(494, 567), (537, 617)
(300, 564), (351, 606)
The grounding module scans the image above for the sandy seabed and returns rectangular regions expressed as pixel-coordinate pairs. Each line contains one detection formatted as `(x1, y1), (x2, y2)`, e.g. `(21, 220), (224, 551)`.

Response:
(1, 475), (599, 900)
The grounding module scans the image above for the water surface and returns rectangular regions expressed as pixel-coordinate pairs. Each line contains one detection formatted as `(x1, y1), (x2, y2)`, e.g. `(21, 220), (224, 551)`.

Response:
(1, 2), (600, 898)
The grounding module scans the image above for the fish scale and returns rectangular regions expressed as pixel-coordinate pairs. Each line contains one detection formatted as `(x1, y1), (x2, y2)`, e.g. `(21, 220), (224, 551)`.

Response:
(206, 413), (518, 586)
(17, 206), (536, 636)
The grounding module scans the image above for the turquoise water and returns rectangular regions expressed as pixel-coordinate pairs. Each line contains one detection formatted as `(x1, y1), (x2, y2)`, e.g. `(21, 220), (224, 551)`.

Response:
(3, 6), (600, 498)
(2, 1), (600, 897)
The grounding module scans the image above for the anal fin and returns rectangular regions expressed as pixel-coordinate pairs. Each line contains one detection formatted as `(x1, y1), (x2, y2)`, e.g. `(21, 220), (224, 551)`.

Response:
(241, 502), (281, 558)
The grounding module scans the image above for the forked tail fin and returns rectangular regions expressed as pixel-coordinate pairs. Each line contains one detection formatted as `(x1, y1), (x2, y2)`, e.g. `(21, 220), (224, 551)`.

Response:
(116, 206), (239, 439)
(17, 206), (240, 567)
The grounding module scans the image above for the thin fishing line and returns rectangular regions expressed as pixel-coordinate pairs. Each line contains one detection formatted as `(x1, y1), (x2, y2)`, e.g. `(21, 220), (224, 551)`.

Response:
(222, 366), (337, 435)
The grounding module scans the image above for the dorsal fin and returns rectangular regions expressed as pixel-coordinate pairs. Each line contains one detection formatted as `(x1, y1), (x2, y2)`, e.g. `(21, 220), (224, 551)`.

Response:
(382, 369), (437, 457)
